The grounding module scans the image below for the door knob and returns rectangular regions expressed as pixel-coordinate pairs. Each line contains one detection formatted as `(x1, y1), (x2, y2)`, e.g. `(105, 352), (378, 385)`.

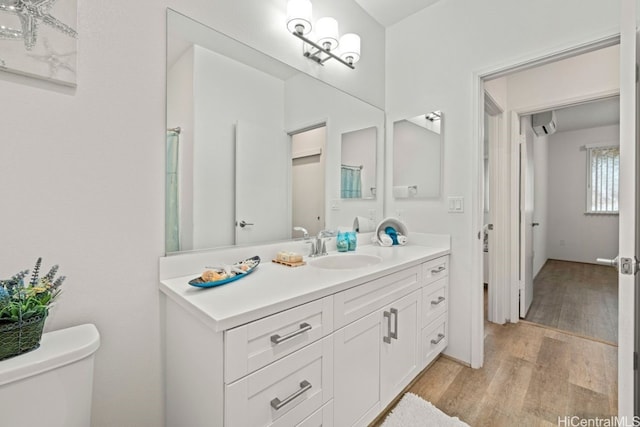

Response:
(596, 256), (619, 270)
(238, 220), (254, 228)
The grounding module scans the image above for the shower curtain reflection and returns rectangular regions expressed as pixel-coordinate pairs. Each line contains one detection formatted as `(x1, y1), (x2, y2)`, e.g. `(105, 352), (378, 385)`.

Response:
(341, 164), (362, 198)
(166, 130), (180, 252)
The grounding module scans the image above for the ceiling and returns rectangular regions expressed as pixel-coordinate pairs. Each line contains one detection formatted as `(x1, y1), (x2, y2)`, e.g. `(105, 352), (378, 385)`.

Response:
(550, 97), (619, 133)
(354, 0), (443, 27)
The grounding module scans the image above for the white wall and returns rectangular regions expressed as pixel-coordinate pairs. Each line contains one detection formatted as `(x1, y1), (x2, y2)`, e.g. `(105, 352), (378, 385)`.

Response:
(0, 1), (385, 426)
(505, 45), (620, 113)
(547, 125), (620, 263)
(386, 0), (620, 364)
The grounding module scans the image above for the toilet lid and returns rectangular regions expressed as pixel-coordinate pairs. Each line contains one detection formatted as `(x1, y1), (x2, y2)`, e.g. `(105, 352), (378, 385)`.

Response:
(0, 323), (100, 387)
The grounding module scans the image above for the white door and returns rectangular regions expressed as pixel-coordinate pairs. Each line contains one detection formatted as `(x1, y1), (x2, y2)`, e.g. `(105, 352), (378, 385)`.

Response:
(333, 311), (382, 427)
(519, 131), (534, 318)
(380, 290), (420, 407)
(235, 120), (290, 245)
(616, 3), (637, 417)
(291, 126), (326, 237)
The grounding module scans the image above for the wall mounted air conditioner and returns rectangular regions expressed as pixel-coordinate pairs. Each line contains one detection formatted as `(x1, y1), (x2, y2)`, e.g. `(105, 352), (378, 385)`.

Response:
(532, 111), (557, 136)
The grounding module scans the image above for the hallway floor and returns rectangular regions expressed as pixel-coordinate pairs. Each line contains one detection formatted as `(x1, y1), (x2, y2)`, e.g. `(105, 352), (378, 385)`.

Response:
(525, 259), (618, 344)
(380, 321), (618, 426)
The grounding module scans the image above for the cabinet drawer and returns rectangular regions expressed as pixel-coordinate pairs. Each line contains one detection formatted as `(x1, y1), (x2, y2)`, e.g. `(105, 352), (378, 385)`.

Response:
(297, 401), (333, 427)
(421, 314), (448, 368)
(225, 336), (333, 427)
(422, 257), (448, 285)
(334, 266), (421, 329)
(421, 277), (448, 328)
(225, 296), (333, 383)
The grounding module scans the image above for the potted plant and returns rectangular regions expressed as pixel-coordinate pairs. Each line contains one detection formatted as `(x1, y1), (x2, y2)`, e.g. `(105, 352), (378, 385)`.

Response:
(0, 258), (65, 360)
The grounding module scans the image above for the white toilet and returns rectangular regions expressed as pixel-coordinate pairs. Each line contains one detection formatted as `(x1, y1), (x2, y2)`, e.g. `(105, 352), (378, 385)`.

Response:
(0, 323), (100, 427)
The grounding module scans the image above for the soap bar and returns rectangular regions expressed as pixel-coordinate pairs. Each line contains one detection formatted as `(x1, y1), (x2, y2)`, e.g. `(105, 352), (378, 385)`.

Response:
(276, 251), (303, 263)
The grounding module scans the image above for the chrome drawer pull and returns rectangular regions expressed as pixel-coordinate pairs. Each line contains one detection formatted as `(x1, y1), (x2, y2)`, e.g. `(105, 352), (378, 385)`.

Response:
(383, 311), (392, 344)
(270, 380), (312, 410)
(270, 322), (312, 345)
(431, 296), (446, 306)
(431, 266), (446, 274)
(431, 333), (445, 345)
(390, 308), (398, 340)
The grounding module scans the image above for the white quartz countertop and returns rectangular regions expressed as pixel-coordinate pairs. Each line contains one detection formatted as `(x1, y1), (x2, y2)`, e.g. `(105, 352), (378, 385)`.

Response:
(160, 243), (449, 332)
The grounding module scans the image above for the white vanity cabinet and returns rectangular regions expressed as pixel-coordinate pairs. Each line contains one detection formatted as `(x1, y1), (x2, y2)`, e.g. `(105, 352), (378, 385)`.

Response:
(420, 257), (449, 369)
(333, 266), (422, 427)
(160, 247), (449, 427)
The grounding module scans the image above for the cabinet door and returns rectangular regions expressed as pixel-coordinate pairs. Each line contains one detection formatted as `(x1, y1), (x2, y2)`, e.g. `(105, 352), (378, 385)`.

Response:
(380, 290), (420, 407)
(333, 311), (382, 427)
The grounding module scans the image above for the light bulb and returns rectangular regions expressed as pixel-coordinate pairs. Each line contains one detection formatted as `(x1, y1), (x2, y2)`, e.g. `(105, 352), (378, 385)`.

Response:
(339, 33), (360, 65)
(286, 0), (312, 35)
(316, 17), (339, 51)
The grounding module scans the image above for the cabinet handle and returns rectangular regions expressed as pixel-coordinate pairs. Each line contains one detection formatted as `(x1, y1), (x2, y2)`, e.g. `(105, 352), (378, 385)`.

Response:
(270, 380), (312, 410)
(431, 266), (446, 274)
(431, 296), (446, 306)
(390, 308), (398, 340)
(431, 333), (445, 345)
(383, 311), (392, 344)
(270, 322), (312, 345)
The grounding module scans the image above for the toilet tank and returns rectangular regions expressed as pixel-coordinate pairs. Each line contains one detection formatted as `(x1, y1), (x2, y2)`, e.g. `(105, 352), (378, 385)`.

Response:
(0, 324), (100, 427)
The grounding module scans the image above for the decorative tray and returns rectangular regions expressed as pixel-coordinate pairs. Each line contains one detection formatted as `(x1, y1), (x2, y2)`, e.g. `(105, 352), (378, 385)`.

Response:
(188, 255), (260, 288)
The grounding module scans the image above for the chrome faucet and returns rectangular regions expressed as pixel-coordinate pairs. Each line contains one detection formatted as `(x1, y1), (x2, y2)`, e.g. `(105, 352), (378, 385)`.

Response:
(308, 230), (336, 257)
(293, 226), (309, 239)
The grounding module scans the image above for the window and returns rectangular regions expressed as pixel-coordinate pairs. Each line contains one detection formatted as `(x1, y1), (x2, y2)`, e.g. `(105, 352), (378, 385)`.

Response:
(587, 145), (619, 214)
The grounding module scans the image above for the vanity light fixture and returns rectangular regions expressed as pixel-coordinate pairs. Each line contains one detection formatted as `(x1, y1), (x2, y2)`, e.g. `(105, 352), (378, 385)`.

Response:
(286, 0), (361, 69)
(426, 112), (441, 121)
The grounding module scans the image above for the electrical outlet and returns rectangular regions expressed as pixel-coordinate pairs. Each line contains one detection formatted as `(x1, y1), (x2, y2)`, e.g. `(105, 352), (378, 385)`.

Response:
(368, 209), (376, 220)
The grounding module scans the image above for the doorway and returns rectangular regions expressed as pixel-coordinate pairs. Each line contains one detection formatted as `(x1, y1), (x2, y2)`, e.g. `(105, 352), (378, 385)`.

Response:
(290, 125), (326, 237)
(474, 37), (625, 404)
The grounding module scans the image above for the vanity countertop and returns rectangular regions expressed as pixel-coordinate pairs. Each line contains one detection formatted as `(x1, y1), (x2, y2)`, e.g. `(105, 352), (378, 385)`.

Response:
(159, 243), (449, 332)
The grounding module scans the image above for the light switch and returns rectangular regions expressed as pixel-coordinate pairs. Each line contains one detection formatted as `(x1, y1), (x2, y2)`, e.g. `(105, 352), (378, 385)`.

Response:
(331, 199), (341, 211)
(448, 196), (464, 213)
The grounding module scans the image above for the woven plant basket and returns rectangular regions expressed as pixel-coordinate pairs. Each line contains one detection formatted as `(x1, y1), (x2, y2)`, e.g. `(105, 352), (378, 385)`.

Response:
(0, 315), (47, 360)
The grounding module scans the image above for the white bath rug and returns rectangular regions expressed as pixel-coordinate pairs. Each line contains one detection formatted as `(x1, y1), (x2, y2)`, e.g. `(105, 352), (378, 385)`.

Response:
(381, 393), (470, 427)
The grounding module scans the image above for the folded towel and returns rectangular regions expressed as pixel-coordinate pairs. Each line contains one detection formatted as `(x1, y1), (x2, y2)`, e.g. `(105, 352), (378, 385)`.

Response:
(378, 231), (393, 247)
(385, 226), (399, 245)
(397, 234), (408, 246)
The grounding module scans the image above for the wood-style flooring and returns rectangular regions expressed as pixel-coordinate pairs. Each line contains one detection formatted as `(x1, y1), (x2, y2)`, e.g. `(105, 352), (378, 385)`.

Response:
(525, 259), (618, 344)
(374, 321), (618, 427)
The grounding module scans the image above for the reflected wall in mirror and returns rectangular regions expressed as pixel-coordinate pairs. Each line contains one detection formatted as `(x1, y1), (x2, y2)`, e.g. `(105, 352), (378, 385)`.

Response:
(392, 111), (443, 199)
(341, 126), (377, 200)
(166, 9), (384, 254)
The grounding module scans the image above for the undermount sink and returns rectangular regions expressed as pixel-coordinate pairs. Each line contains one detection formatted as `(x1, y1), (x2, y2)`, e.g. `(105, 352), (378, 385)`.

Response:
(310, 253), (383, 270)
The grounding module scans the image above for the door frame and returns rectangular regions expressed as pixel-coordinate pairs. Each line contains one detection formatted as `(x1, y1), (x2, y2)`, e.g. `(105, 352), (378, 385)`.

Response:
(470, 34), (620, 370)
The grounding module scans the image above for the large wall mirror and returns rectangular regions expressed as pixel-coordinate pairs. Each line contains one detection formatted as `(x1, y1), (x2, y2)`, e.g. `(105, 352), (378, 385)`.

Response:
(392, 111), (443, 199)
(165, 9), (384, 254)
